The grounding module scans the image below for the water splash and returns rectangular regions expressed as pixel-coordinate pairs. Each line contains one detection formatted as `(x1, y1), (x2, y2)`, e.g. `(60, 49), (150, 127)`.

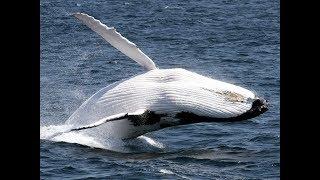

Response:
(40, 124), (165, 152)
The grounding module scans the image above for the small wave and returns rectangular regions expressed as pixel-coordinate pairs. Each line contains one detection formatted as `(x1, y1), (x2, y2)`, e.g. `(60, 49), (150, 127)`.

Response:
(159, 168), (191, 179)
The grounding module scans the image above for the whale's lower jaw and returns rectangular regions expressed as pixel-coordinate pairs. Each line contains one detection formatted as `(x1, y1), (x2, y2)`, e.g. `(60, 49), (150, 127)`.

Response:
(158, 99), (268, 128)
(121, 99), (269, 139)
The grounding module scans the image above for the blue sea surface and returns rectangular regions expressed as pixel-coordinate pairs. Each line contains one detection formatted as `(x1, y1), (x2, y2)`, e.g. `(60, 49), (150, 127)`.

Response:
(40, 0), (279, 179)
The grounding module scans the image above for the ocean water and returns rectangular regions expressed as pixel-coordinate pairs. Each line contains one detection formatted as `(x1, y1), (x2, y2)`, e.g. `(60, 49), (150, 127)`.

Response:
(40, 0), (279, 179)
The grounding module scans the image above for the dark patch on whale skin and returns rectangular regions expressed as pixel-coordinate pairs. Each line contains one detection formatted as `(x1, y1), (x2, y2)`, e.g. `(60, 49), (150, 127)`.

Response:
(175, 99), (268, 124)
(127, 110), (167, 126)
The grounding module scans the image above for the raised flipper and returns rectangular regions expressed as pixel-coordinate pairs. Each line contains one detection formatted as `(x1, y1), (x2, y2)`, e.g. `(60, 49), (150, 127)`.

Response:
(74, 12), (157, 71)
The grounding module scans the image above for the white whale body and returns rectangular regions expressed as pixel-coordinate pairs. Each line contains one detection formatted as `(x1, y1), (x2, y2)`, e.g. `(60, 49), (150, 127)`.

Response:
(59, 13), (268, 140)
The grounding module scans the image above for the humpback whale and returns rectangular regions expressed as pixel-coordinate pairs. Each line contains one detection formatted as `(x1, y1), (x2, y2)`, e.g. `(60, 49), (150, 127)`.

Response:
(61, 13), (268, 140)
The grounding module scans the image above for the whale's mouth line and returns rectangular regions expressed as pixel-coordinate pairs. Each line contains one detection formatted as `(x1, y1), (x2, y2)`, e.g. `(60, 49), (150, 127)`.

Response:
(172, 99), (268, 124)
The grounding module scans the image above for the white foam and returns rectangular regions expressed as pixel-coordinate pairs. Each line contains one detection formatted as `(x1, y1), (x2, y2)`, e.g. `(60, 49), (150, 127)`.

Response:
(138, 135), (165, 149)
(159, 168), (191, 179)
(40, 124), (73, 140)
(159, 169), (174, 174)
(52, 131), (105, 149)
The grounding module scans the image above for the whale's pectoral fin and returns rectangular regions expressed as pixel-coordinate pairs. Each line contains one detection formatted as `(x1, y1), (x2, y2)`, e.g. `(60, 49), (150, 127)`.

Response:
(73, 12), (157, 71)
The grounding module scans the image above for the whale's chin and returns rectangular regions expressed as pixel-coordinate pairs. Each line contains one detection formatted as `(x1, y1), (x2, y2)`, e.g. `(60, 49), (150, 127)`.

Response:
(240, 98), (268, 120)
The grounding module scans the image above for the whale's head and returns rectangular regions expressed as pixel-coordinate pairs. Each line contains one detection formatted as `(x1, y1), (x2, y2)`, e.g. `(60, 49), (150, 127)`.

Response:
(198, 80), (268, 122)
(160, 69), (268, 123)
(174, 86), (268, 123)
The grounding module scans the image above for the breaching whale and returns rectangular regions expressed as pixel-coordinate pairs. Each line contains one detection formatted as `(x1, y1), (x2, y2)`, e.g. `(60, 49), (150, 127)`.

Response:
(61, 13), (268, 140)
